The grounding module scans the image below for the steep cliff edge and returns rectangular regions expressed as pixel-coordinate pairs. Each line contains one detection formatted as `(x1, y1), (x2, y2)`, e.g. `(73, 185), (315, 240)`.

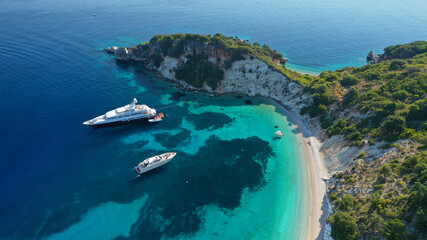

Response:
(106, 33), (313, 121)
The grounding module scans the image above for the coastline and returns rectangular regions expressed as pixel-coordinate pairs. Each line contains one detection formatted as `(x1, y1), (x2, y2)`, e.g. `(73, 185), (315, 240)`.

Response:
(275, 101), (329, 240)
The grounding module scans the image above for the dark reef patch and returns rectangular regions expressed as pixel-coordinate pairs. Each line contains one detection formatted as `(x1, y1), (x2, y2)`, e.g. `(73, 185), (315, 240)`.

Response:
(134, 140), (149, 148)
(154, 129), (192, 149)
(186, 112), (232, 130)
(245, 99), (253, 105)
(170, 92), (187, 101)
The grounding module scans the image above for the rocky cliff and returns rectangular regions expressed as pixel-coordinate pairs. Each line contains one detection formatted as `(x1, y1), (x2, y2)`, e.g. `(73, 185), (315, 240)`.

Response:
(106, 33), (310, 114)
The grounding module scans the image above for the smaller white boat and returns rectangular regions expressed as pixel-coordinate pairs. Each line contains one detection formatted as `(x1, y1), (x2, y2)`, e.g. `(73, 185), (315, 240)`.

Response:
(148, 117), (162, 122)
(135, 152), (176, 174)
(275, 131), (284, 136)
(148, 114), (163, 122)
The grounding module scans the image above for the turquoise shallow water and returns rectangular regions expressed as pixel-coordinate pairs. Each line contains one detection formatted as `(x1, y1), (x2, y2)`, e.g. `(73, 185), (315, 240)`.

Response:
(1, 0), (426, 239)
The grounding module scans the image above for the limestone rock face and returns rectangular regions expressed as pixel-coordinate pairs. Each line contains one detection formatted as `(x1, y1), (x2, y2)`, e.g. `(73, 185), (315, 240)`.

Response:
(115, 47), (130, 60)
(107, 40), (312, 121)
(105, 46), (118, 54)
(367, 51), (380, 64)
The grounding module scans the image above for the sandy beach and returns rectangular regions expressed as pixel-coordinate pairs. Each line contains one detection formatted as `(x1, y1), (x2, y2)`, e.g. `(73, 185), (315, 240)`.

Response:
(278, 103), (329, 240)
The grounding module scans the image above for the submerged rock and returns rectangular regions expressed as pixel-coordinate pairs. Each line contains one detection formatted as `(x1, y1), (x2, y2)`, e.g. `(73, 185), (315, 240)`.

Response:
(245, 99), (253, 105)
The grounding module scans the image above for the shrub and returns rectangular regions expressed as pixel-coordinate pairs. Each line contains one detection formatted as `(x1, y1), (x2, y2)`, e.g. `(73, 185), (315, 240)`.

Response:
(346, 131), (363, 141)
(312, 92), (332, 105)
(393, 90), (409, 101)
(381, 115), (406, 136)
(341, 75), (360, 87)
(374, 184), (385, 191)
(327, 211), (359, 240)
(356, 152), (366, 159)
(345, 175), (355, 184)
(379, 163), (392, 177)
(381, 219), (407, 240)
(368, 214), (385, 232)
(389, 59), (407, 70)
(371, 198), (390, 210)
(343, 87), (359, 106)
(339, 194), (355, 210)
(317, 104), (327, 114)
(320, 71), (340, 82)
(327, 118), (349, 136)
(321, 118), (334, 129)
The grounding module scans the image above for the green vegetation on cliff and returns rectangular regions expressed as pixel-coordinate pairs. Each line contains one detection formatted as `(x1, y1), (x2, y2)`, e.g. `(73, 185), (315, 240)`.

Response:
(383, 41), (427, 59)
(175, 55), (224, 90)
(329, 152), (426, 239)
(317, 41), (427, 240)
(301, 41), (427, 147)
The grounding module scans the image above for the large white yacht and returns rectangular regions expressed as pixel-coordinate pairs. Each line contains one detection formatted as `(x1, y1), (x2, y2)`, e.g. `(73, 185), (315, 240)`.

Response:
(83, 98), (157, 127)
(135, 152), (176, 174)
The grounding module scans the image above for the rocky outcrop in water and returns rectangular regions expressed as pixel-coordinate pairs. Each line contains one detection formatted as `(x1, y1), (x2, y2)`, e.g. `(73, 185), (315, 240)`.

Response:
(366, 51), (380, 64)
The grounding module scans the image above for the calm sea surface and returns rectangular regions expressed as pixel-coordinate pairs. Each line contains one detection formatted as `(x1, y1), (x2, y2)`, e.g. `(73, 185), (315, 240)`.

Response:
(0, 0), (426, 239)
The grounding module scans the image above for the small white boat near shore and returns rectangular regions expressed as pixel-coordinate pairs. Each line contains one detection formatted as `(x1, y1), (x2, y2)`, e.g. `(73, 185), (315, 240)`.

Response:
(275, 130), (284, 136)
(135, 152), (176, 174)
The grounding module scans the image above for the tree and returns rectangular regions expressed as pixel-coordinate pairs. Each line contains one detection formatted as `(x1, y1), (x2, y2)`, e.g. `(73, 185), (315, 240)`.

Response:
(379, 163), (392, 177)
(393, 90), (409, 100)
(368, 214), (385, 233)
(389, 59), (407, 70)
(381, 219), (407, 240)
(341, 75), (360, 87)
(339, 194), (355, 211)
(318, 104), (327, 114)
(381, 115), (406, 135)
(343, 87), (359, 106)
(327, 211), (359, 240)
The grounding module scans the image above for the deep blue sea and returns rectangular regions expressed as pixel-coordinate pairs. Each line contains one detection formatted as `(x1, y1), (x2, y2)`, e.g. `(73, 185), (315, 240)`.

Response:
(0, 0), (426, 239)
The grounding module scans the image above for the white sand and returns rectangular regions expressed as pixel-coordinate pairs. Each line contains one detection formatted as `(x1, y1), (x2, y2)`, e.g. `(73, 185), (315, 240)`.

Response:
(280, 105), (329, 240)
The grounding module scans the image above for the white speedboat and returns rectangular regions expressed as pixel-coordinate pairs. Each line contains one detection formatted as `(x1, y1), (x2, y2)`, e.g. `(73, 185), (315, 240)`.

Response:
(275, 131), (284, 136)
(148, 116), (162, 122)
(135, 152), (176, 174)
(83, 98), (157, 128)
(148, 112), (164, 123)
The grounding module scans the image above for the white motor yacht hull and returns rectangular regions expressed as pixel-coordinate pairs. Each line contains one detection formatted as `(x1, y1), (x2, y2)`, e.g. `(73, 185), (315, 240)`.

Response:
(135, 152), (176, 174)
